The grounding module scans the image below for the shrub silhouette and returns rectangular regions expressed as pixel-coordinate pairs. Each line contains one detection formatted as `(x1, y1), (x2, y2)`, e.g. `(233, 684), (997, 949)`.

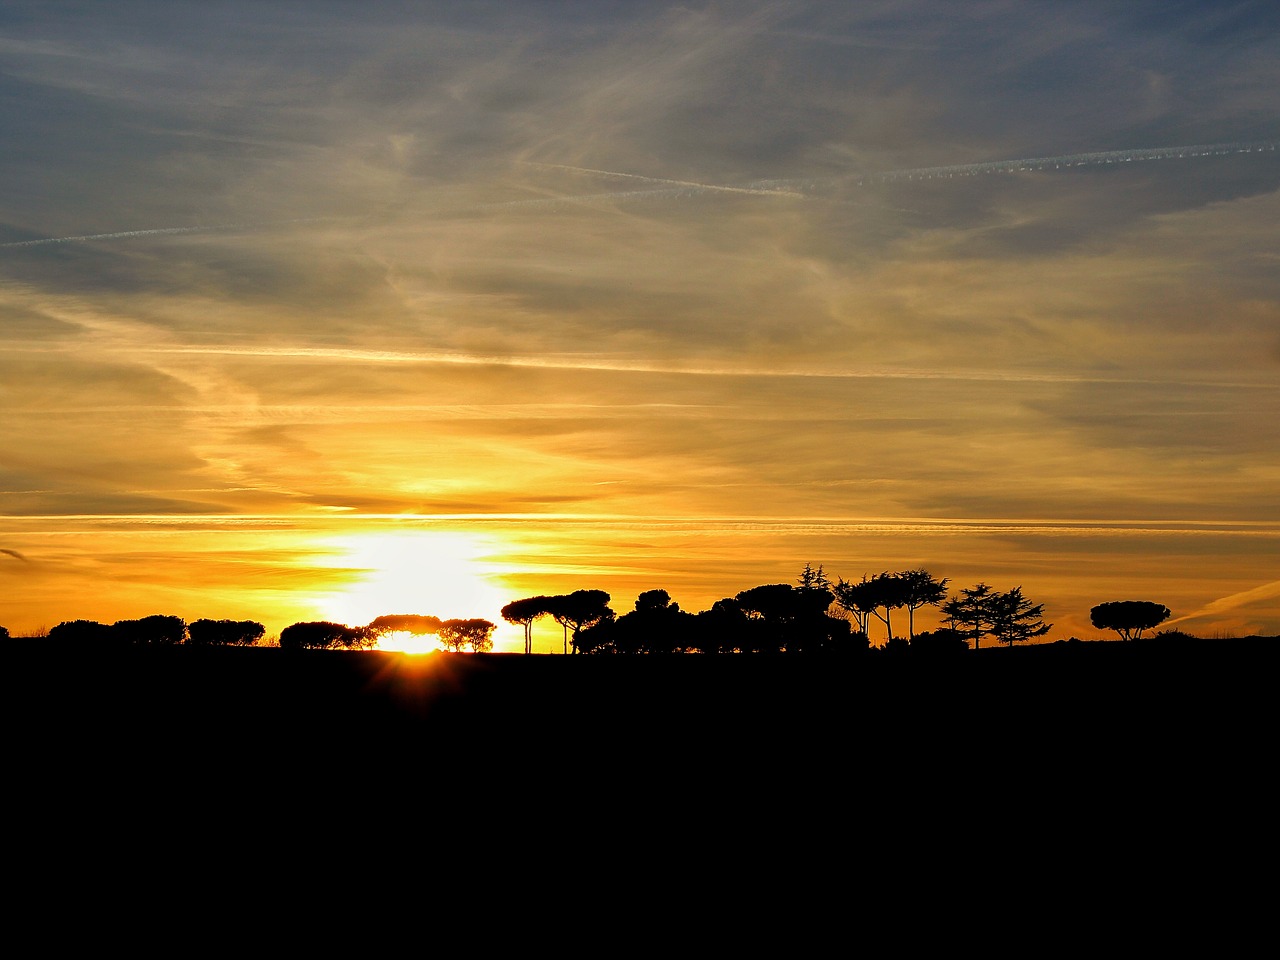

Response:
(188, 618), (266, 646)
(910, 628), (969, 656)
(113, 615), (186, 646)
(279, 621), (374, 650)
(48, 619), (119, 648)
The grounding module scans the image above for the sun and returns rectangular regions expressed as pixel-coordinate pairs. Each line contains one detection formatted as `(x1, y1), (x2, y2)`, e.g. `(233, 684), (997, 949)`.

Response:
(380, 629), (445, 656)
(311, 530), (512, 652)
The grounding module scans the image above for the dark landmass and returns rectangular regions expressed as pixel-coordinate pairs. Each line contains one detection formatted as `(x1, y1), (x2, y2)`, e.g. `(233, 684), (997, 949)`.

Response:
(6, 636), (1274, 792)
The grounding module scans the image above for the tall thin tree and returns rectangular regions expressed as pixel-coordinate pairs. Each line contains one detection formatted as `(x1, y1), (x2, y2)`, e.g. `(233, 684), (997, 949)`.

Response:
(502, 596), (548, 655)
(898, 569), (950, 639)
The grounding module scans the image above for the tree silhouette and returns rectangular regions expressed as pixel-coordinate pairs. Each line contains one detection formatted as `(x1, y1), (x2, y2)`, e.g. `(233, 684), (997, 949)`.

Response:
(545, 590), (613, 654)
(910, 627), (969, 656)
(439, 618), (496, 652)
(365, 614), (443, 646)
(941, 583), (996, 649)
(1090, 601), (1171, 641)
(736, 582), (843, 653)
(831, 576), (878, 637)
(797, 563), (831, 591)
(113, 615), (186, 645)
(736, 584), (796, 620)
(833, 571), (943, 642)
(188, 618), (265, 646)
(0, 625), (8, 641)
(635, 588), (672, 612)
(897, 569), (950, 639)
(279, 621), (375, 650)
(597, 590), (696, 654)
(49, 619), (120, 648)
(866, 572), (909, 641)
(565, 590), (614, 654)
(988, 587), (1052, 647)
(736, 584), (800, 652)
(543, 596), (571, 654)
(693, 598), (750, 654)
(501, 597), (549, 655)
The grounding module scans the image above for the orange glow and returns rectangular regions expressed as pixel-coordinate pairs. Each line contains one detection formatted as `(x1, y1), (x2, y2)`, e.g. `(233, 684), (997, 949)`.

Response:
(310, 530), (515, 647)
(3, 7), (1279, 647)
(377, 629), (445, 655)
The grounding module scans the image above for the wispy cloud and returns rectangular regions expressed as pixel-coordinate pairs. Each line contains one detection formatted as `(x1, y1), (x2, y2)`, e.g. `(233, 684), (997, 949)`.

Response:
(1169, 580), (1280, 626)
(1, 1), (1277, 638)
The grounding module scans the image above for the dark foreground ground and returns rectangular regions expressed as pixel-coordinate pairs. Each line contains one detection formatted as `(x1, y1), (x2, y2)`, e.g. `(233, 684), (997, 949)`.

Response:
(7, 638), (1269, 942)
(5, 635), (1275, 794)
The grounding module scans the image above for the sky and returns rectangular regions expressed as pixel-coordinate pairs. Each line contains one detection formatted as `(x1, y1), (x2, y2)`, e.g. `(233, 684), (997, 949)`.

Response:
(2, 1), (1279, 651)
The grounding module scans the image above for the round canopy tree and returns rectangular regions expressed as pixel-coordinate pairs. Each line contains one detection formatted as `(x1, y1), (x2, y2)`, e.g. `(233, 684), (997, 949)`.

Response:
(1090, 601), (1172, 641)
(501, 597), (549, 655)
(279, 621), (375, 650)
(438, 618), (497, 653)
(545, 590), (614, 654)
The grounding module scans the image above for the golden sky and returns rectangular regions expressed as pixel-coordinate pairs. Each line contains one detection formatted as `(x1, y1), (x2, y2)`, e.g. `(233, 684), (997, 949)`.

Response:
(2, 2), (1279, 650)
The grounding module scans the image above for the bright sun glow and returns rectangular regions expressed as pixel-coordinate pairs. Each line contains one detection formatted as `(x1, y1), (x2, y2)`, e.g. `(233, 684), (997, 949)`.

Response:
(382, 629), (446, 655)
(313, 530), (512, 653)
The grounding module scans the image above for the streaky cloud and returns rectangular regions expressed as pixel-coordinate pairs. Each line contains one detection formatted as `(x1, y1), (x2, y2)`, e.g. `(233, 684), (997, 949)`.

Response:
(5, 514), (1276, 537)
(1167, 579), (1280, 626)
(73, 343), (1280, 388)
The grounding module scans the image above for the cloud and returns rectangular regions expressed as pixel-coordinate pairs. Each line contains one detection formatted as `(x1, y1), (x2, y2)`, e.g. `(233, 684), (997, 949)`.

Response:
(1169, 580), (1280, 625)
(1, 2), (1278, 635)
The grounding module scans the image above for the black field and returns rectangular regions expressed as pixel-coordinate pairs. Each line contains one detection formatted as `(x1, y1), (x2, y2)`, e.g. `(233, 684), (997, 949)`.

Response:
(5, 637), (1275, 799)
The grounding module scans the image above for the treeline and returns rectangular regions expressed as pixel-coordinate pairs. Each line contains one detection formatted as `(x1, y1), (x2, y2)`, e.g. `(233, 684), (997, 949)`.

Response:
(1, 564), (1177, 653)
(500, 566), (1022, 655)
(33, 616), (264, 648)
(499, 565), (1176, 654)
(272, 616), (497, 652)
(16, 614), (499, 653)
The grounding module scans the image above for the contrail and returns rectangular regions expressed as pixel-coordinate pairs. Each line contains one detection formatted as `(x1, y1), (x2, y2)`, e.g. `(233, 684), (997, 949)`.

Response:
(505, 163), (911, 212)
(0, 216), (345, 250)
(513, 139), (1280, 208)
(519, 162), (811, 199)
(1165, 578), (1280, 627)
(1, 224), (224, 248)
(10, 140), (1275, 241)
(494, 186), (725, 210)
(762, 138), (1280, 190)
(494, 185), (902, 214)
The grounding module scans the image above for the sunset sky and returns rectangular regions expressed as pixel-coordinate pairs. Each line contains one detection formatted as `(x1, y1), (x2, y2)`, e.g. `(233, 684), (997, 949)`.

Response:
(2, 1), (1278, 651)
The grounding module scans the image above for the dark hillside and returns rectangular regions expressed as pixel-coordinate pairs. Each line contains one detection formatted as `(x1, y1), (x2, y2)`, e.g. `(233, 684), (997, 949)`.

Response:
(6, 634), (1274, 727)
(4, 636), (1273, 797)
